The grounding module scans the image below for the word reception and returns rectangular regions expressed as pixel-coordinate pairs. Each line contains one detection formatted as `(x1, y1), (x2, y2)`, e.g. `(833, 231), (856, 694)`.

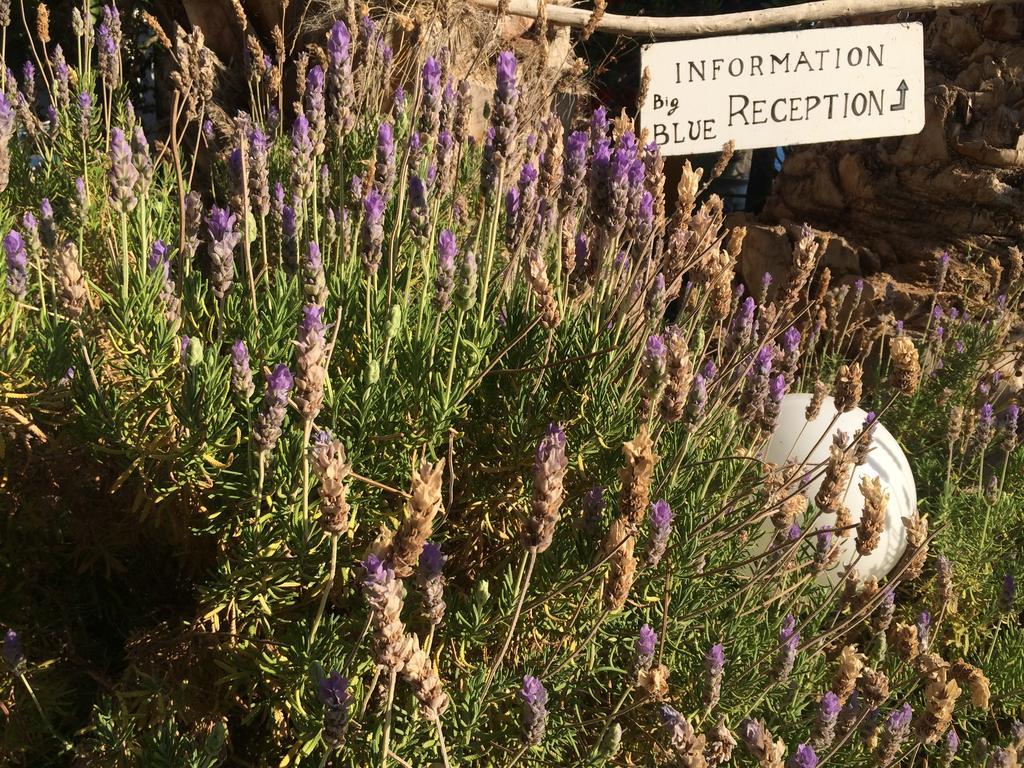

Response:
(640, 23), (925, 155)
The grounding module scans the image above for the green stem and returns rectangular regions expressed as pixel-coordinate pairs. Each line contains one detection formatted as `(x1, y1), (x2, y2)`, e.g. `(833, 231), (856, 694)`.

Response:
(309, 534), (339, 646)
(18, 673), (69, 750)
(479, 547), (536, 705)
(120, 214), (130, 304)
(381, 670), (398, 768)
(444, 310), (465, 406)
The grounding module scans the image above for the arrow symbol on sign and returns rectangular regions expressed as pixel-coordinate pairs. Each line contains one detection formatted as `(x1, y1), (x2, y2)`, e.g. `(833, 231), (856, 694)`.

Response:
(891, 80), (908, 111)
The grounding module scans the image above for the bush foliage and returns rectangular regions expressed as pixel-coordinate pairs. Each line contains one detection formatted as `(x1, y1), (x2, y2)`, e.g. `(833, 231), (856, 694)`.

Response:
(0, 3), (1022, 766)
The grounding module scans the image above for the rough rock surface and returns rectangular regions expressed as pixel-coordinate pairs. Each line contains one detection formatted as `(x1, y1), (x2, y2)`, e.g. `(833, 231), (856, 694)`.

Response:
(738, 7), (1024, 317)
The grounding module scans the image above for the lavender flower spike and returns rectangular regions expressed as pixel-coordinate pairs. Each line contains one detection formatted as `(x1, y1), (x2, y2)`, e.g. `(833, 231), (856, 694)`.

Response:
(360, 189), (385, 275)
(811, 691), (841, 749)
(3, 628), (25, 674)
(484, 51), (518, 191)
(522, 423), (568, 553)
(704, 642), (725, 709)
(635, 624), (657, 674)
(643, 499), (672, 569)
(108, 127), (139, 213)
(230, 340), (255, 399)
(435, 229), (457, 312)
(253, 364), (293, 454)
(787, 744), (818, 768)
(318, 671), (352, 750)
(206, 206), (240, 300)
(3, 229), (27, 299)
(773, 614), (799, 681)
(520, 676), (548, 746)
(417, 541), (447, 627)
(294, 305), (328, 422)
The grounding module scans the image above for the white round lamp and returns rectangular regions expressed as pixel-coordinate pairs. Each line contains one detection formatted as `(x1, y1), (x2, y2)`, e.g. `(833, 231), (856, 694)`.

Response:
(762, 393), (916, 584)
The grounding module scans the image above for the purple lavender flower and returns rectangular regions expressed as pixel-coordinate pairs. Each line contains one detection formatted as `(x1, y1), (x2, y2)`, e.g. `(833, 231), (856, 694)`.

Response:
(483, 51), (518, 193)
(362, 553), (387, 587)
(3, 229), (26, 299)
(590, 106), (608, 146)
(916, 611), (931, 652)
(326, 21), (355, 138)
(977, 402), (996, 447)
(0, 93), (14, 192)
(876, 703), (912, 763)
(561, 130), (588, 212)
(774, 614), (799, 681)
(636, 624), (657, 665)
(687, 373), (708, 423)
(108, 127), (139, 212)
(253, 364), (293, 453)
(148, 239), (170, 276)
(507, 163), (538, 250)
(419, 542), (446, 577)
(1000, 572), (1016, 613)
(318, 669), (352, 749)
(248, 127), (270, 216)
(52, 45), (70, 108)
(3, 628), (25, 673)
(38, 198), (57, 249)
(520, 676), (548, 746)
(96, 5), (122, 88)
(702, 359), (718, 382)
(644, 499), (672, 568)
(231, 339), (255, 399)
(419, 56), (442, 138)
(762, 373), (787, 432)
(704, 642), (725, 708)
(643, 334), (668, 402)
(435, 229), (457, 312)
(206, 206), (239, 299)
(319, 670), (351, 709)
(782, 326), (801, 376)
(374, 121), (396, 199)
(786, 744), (817, 768)
(305, 64), (327, 154)
(811, 691), (841, 749)
(291, 112), (315, 198)
(406, 175), (429, 242)
(360, 189), (385, 274)
(814, 531), (836, 574)
(578, 484), (604, 536)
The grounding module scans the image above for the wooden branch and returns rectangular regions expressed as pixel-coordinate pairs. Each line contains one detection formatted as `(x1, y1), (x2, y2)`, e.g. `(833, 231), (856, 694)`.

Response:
(469, 0), (1011, 38)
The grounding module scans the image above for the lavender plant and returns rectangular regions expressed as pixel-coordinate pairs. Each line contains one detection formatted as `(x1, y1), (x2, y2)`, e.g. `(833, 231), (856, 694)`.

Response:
(0, 4), (1022, 766)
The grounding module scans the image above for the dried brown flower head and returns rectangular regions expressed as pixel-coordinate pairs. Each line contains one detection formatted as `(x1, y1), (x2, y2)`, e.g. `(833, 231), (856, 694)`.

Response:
(602, 517), (637, 612)
(889, 336), (921, 396)
(660, 325), (693, 423)
(56, 241), (88, 318)
(310, 434), (352, 535)
(618, 426), (658, 528)
(831, 645), (866, 705)
(898, 513), (929, 580)
(856, 666), (889, 707)
(704, 719), (737, 767)
(833, 363), (863, 413)
(951, 661), (990, 709)
(391, 459), (445, 578)
(637, 662), (670, 700)
(891, 622), (920, 660)
(855, 476), (887, 557)
(806, 380), (829, 422)
(816, 432), (852, 522)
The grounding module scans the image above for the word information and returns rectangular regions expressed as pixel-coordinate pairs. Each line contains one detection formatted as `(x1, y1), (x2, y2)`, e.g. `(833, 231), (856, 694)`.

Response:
(640, 23), (925, 155)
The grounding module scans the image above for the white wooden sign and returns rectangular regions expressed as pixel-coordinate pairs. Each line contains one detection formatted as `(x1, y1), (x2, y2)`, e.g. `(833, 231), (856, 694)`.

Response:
(640, 23), (925, 155)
